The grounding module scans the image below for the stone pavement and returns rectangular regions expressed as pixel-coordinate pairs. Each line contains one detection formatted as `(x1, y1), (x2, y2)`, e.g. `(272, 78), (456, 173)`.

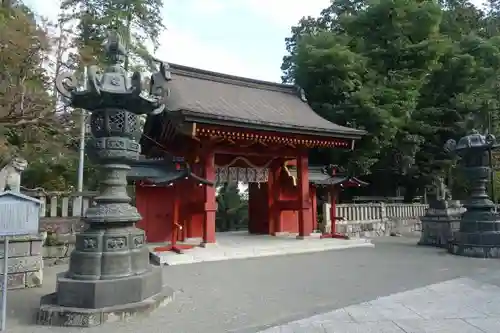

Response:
(5, 236), (500, 332)
(150, 231), (373, 265)
(259, 277), (500, 333)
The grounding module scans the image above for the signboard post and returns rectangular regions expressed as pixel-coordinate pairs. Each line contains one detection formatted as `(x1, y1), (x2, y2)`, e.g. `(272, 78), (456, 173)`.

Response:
(0, 191), (41, 331)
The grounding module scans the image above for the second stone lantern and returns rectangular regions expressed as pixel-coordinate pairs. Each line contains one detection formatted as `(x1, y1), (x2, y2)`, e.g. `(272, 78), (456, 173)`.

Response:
(445, 130), (500, 258)
(37, 32), (174, 326)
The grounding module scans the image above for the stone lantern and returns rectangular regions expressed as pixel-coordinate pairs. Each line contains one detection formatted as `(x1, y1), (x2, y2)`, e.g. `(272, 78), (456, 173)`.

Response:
(37, 32), (173, 327)
(445, 130), (500, 258)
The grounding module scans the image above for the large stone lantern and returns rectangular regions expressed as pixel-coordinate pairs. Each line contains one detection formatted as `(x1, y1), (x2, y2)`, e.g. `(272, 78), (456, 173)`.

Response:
(37, 32), (173, 326)
(445, 131), (500, 258)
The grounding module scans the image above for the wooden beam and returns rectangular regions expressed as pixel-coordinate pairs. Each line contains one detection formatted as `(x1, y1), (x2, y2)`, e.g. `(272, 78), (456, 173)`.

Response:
(213, 143), (298, 157)
(194, 124), (353, 149)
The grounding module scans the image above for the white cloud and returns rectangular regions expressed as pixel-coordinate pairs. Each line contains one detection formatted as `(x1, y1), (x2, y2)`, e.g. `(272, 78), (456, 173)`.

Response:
(183, 0), (231, 15)
(240, 0), (331, 28)
(154, 26), (278, 81)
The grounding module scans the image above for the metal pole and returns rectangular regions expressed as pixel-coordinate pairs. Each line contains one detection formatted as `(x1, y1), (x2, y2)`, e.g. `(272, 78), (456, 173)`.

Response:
(76, 67), (88, 215)
(1, 238), (9, 331)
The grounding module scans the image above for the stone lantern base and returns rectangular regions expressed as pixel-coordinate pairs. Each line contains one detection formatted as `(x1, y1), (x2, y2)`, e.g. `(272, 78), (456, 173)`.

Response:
(36, 267), (174, 327)
(448, 209), (500, 258)
(418, 200), (463, 248)
(449, 231), (500, 258)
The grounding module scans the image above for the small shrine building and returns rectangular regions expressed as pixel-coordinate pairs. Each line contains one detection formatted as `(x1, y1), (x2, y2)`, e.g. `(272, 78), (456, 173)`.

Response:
(135, 64), (365, 245)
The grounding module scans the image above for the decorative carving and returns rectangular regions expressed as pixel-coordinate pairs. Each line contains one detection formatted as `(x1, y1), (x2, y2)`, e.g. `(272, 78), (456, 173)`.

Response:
(55, 72), (78, 99)
(297, 87), (307, 102)
(54, 31), (167, 116)
(148, 58), (171, 112)
(432, 176), (451, 201)
(133, 236), (144, 248)
(106, 237), (127, 250)
(0, 157), (28, 192)
(83, 238), (97, 249)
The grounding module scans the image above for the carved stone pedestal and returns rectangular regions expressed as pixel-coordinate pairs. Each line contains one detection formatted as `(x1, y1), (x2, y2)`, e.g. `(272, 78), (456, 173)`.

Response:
(418, 200), (463, 248)
(37, 268), (173, 327)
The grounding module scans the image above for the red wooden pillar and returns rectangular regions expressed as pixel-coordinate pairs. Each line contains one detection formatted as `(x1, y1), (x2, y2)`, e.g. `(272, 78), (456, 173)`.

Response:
(310, 185), (318, 231)
(297, 152), (313, 238)
(202, 150), (217, 244)
(330, 188), (337, 234)
(267, 163), (276, 235)
(268, 162), (282, 235)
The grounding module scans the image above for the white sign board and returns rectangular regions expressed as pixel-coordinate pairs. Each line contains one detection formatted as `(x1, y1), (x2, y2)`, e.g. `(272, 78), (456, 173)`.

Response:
(0, 191), (41, 236)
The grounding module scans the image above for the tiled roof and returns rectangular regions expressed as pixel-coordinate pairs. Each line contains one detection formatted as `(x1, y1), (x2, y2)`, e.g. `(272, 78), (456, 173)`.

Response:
(164, 64), (365, 138)
(290, 166), (369, 186)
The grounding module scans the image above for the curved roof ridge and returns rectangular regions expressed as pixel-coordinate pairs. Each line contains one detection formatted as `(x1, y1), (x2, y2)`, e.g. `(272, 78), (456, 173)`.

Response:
(169, 63), (301, 95)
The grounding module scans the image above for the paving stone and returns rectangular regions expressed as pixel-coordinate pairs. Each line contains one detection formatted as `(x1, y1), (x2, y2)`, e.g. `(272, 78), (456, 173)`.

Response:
(367, 300), (422, 320)
(322, 321), (405, 333)
(150, 233), (373, 266)
(393, 319), (485, 333)
(296, 309), (354, 325)
(258, 327), (281, 333)
(465, 318), (500, 333)
(260, 277), (500, 333)
(343, 304), (389, 322)
(402, 301), (487, 320)
(279, 321), (326, 333)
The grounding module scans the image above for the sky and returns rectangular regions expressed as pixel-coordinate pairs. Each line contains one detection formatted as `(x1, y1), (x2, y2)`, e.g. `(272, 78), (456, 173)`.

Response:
(26, 0), (484, 84)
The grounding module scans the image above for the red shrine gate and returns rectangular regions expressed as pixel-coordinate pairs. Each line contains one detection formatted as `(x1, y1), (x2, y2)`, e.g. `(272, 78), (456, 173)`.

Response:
(136, 64), (365, 246)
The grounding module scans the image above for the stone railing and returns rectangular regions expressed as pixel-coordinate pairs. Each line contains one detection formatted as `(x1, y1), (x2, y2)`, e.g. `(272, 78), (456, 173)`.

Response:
(22, 191), (98, 236)
(23, 191), (98, 219)
(322, 203), (428, 238)
(19, 191), (98, 263)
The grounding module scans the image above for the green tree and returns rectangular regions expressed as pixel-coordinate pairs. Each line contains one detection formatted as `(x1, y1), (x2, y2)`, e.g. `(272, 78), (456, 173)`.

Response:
(286, 0), (443, 179)
(0, 0), (85, 191)
(284, 0), (500, 199)
(59, 0), (165, 70)
(216, 183), (248, 232)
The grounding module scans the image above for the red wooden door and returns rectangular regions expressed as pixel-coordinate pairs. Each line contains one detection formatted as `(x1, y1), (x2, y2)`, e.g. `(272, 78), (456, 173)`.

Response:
(136, 186), (173, 243)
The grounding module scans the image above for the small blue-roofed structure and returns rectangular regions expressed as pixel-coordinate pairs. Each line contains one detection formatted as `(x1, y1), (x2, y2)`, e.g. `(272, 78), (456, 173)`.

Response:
(0, 191), (42, 236)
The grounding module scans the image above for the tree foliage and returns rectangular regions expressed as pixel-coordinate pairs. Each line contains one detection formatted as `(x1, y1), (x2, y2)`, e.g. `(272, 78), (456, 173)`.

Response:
(0, 1), (80, 190)
(283, 0), (500, 199)
(216, 183), (248, 232)
(59, 0), (165, 70)
(0, 0), (166, 191)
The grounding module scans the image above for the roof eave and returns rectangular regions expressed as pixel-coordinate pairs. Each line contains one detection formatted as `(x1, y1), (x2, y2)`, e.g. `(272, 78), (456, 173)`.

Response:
(178, 111), (365, 140)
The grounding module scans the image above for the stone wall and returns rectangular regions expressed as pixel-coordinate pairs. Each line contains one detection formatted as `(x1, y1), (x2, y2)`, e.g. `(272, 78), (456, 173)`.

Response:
(321, 203), (427, 238)
(336, 218), (421, 238)
(0, 236), (43, 289)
